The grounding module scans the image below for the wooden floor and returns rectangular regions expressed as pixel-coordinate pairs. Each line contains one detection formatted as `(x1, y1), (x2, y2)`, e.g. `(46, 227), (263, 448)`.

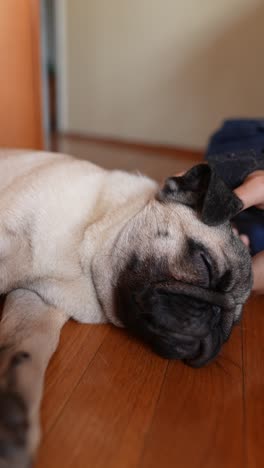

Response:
(36, 135), (264, 468)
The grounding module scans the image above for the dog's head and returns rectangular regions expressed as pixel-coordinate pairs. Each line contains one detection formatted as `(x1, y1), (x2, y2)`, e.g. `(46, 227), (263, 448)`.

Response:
(95, 165), (252, 367)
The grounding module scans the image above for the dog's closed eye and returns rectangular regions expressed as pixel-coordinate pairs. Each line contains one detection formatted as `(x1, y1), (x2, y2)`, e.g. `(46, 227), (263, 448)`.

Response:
(200, 252), (213, 286)
(188, 239), (214, 288)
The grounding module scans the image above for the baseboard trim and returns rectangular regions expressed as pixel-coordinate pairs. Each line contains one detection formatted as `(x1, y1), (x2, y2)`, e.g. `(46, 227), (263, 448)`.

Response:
(52, 132), (204, 160)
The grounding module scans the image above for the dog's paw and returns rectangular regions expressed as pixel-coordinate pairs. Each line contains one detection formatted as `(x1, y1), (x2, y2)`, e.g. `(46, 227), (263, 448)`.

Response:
(0, 390), (31, 468)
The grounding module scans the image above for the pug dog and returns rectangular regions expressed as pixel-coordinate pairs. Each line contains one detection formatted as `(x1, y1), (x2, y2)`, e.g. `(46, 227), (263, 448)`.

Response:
(0, 150), (252, 467)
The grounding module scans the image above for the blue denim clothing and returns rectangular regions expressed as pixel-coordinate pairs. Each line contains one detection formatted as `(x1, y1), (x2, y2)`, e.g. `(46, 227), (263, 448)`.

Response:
(205, 119), (264, 255)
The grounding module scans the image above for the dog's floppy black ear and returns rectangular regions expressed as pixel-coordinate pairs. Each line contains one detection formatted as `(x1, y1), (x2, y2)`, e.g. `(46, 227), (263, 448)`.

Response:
(157, 164), (243, 226)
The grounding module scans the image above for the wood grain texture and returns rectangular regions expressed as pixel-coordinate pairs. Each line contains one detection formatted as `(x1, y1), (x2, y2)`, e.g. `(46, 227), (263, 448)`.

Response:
(41, 321), (109, 435)
(37, 327), (168, 468)
(140, 326), (244, 468)
(243, 296), (264, 468)
(0, 0), (43, 148)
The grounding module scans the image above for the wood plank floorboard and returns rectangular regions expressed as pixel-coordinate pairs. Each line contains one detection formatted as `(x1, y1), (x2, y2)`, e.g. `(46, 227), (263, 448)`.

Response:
(139, 326), (244, 468)
(243, 296), (264, 468)
(41, 322), (109, 435)
(37, 327), (168, 468)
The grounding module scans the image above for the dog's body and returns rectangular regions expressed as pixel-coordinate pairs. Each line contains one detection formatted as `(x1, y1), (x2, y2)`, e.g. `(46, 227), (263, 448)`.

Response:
(0, 150), (157, 324)
(0, 150), (252, 467)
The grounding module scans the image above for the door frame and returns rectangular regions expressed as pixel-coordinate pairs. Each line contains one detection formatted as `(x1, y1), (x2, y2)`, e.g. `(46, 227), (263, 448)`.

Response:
(54, 0), (69, 132)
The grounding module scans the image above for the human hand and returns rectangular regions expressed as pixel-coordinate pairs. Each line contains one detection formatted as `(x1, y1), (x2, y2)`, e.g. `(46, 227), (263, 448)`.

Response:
(234, 170), (264, 211)
(233, 170), (264, 295)
(250, 251), (264, 295)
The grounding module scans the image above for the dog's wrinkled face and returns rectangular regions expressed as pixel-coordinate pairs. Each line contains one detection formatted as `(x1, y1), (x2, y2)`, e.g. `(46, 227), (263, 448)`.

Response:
(100, 165), (252, 367)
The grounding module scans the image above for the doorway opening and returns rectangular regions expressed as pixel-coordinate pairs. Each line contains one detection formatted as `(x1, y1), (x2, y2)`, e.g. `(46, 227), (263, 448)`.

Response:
(41, 0), (57, 146)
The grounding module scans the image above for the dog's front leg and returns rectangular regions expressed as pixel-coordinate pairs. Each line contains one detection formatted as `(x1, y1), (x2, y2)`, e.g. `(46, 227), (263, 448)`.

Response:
(0, 289), (68, 468)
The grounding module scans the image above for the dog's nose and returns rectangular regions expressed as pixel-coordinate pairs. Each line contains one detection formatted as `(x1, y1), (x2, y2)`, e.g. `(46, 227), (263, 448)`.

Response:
(210, 305), (221, 329)
(174, 338), (201, 360)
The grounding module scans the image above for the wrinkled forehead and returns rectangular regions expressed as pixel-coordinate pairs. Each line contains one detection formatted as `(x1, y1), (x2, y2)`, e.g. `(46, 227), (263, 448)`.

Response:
(128, 202), (231, 258)
(111, 203), (234, 292)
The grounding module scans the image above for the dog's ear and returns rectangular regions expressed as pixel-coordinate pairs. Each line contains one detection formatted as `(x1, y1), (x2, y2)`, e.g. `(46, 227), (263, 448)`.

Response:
(157, 164), (243, 226)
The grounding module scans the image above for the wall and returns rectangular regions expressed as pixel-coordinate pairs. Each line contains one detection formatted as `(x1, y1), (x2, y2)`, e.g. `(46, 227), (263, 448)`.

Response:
(58, 0), (264, 149)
